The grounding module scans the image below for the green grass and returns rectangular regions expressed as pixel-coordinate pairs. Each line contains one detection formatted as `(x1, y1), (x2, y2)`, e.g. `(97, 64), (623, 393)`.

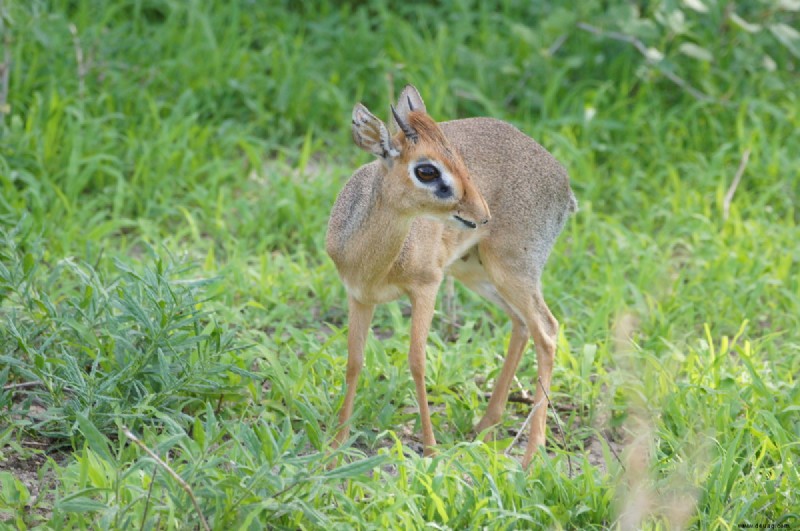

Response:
(1, 0), (798, 529)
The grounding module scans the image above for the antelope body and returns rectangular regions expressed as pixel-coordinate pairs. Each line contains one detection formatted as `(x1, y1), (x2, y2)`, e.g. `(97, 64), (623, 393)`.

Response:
(326, 85), (576, 467)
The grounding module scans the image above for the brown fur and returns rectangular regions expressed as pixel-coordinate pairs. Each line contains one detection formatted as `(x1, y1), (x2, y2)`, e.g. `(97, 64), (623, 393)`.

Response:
(327, 85), (576, 468)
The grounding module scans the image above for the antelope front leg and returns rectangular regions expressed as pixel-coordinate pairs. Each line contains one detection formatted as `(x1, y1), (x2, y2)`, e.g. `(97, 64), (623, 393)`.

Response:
(409, 287), (439, 455)
(332, 296), (375, 450)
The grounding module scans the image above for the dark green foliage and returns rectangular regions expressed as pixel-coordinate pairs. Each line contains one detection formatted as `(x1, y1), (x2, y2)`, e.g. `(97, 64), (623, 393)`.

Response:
(0, 218), (245, 439)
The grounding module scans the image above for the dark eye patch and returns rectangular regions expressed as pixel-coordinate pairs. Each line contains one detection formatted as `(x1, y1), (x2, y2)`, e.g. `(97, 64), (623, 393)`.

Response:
(414, 164), (440, 183)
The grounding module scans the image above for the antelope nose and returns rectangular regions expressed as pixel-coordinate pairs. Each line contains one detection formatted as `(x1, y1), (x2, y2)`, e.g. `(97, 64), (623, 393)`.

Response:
(479, 204), (491, 226)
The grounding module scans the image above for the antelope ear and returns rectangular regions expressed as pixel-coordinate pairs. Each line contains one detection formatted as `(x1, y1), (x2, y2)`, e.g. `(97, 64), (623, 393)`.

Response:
(390, 85), (425, 143)
(395, 84), (427, 120)
(391, 104), (419, 144)
(352, 103), (399, 162)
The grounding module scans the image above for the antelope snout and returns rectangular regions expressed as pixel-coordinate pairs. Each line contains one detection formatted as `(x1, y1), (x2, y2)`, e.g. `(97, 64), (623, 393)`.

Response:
(472, 193), (492, 226)
(453, 199), (491, 230)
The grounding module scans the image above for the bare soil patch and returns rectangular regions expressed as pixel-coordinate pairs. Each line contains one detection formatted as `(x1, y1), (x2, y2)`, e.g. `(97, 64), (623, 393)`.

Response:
(0, 437), (66, 523)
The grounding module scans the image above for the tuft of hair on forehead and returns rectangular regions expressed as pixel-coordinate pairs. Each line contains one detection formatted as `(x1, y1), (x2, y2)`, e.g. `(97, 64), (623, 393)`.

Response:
(405, 111), (450, 148)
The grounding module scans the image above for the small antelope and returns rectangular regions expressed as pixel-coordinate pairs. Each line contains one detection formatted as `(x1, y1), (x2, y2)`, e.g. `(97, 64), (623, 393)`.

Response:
(326, 85), (577, 467)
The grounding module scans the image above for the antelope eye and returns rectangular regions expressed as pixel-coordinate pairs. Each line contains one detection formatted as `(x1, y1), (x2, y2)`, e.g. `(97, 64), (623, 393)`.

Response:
(414, 164), (440, 182)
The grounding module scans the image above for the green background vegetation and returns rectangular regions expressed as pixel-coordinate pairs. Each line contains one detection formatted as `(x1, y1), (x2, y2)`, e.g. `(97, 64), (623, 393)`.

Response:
(1, 0), (798, 528)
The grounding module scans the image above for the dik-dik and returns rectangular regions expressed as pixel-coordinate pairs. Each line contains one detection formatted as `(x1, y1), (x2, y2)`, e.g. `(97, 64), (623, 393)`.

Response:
(326, 85), (577, 468)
